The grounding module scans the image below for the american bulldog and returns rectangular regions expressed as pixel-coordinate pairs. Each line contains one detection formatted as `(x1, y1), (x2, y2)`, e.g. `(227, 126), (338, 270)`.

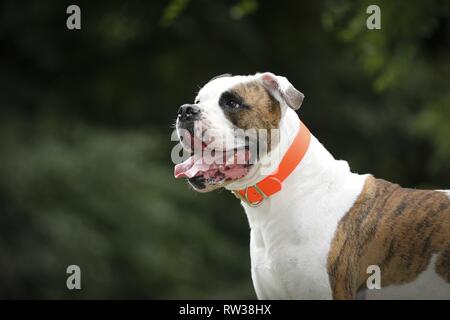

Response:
(173, 72), (450, 300)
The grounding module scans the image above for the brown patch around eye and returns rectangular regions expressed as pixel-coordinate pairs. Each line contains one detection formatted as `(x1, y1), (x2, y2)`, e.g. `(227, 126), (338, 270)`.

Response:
(219, 82), (281, 152)
(226, 82), (281, 131)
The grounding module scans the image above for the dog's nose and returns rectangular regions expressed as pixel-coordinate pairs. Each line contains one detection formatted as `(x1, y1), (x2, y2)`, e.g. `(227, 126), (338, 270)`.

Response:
(178, 104), (201, 121)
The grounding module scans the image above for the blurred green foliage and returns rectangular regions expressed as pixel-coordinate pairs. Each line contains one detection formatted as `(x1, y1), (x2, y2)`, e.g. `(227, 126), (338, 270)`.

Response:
(0, 0), (448, 298)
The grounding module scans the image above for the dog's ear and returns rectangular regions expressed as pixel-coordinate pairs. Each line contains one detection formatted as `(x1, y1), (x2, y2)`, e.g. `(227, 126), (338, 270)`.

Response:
(260, 72), (304, 110)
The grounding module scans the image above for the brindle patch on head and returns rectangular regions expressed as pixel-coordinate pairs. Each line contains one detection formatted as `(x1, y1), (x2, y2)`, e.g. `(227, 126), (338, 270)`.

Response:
(219, 81), (281, 151)
(327, 176), (450, 300)
(227, 81), (281, 130)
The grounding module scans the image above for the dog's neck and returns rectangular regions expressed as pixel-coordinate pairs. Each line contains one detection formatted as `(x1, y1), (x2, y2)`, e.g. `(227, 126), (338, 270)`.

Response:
(225, 108), (362, 222)
(226, 107), (338, 192)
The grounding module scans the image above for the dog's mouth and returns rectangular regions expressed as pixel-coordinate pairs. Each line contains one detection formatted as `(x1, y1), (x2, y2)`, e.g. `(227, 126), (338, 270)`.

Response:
(174, 136), (253, 191)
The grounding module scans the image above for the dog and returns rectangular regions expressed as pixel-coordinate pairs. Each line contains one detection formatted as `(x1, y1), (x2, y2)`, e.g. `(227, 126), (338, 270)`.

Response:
(173, 72), (450, 299)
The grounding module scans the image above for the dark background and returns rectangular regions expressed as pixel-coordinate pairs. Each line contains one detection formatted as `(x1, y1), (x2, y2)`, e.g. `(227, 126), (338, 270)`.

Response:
(0, 0), (449, 298)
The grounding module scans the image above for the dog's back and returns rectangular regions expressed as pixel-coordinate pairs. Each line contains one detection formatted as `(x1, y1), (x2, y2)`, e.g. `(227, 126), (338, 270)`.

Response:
(328, 176), (450, 299)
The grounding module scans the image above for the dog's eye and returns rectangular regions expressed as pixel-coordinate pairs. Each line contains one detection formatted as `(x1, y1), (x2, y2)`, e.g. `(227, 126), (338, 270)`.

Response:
(219, 91), (246, 111)
(226, 100), (241, 109)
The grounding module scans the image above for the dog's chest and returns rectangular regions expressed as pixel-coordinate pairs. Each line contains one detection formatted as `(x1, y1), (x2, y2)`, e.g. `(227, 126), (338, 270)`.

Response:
(246, 202), (335, 299)
(242, 167), (369, 299)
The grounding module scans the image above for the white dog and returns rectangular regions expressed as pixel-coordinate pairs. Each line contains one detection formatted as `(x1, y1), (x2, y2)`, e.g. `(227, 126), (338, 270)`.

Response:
(174, 72), (450, 299)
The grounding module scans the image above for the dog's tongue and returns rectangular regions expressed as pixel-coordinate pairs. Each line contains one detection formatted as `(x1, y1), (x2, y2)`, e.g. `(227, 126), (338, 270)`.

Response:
(174, 155), (211, 179)
(174, 150), (251, 179)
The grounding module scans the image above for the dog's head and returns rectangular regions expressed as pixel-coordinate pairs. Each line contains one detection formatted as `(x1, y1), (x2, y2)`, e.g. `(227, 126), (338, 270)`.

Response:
(174, 72), (304, 192)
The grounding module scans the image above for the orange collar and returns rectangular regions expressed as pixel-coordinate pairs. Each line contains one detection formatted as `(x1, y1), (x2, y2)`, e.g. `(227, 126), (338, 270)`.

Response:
(232, 121), (311, 207)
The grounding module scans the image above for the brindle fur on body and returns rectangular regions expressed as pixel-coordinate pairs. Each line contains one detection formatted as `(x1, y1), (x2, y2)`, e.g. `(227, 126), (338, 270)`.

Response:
(328, 176), (450, 299)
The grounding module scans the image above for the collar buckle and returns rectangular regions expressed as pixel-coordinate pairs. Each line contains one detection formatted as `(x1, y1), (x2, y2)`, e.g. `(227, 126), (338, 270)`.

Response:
(232, 184), (268, 207)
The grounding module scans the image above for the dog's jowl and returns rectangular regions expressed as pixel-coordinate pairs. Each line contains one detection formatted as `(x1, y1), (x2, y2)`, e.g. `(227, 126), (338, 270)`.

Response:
(173, 72), (450, 300)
